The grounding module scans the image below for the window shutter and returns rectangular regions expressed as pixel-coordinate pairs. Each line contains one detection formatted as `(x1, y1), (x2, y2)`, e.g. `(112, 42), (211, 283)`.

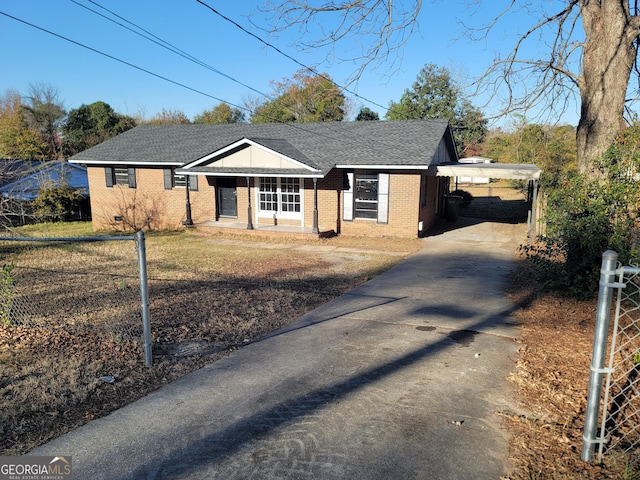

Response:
(189, 175), (198, 191)
(343, 172), (354, 221)
(105, 167), (113, 188)
(164, 169), (173, 190)
(128, 168), (136, 189)
(377, 173), (389, 224)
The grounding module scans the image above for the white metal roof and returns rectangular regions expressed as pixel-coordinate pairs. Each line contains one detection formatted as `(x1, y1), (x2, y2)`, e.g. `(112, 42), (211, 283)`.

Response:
(427, 162), (541, 181)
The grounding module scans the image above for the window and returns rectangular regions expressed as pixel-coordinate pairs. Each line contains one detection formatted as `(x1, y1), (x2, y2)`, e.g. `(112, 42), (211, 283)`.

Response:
(174, 174), (188, 188)
(105, 167), (136, 188)
(280, 177), (301, 213)
(258, 177), (301, 216)
(259, 177), (278, 211)
(343, 171), (389, 223)
(114, 168), (130, 186)
(163, 169), (198, 190)
(354, 172), (378, 219)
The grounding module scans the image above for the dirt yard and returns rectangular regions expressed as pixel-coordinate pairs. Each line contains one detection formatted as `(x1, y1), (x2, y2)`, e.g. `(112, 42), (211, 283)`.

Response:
(505, 259), (639, 479)
(0, 224), (637, 478)
(0, 230), (420, 456)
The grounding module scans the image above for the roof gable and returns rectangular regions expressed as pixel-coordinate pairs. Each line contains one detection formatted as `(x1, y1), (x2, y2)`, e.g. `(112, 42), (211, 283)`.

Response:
(185, 138), (320, 172)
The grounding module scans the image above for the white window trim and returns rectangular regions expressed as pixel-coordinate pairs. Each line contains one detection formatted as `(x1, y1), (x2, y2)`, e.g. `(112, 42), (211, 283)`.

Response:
(255, 177), (304, 224)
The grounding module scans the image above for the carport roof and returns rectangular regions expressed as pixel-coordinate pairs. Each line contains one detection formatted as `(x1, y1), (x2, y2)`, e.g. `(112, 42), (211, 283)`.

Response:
(427, 162), (541, 181)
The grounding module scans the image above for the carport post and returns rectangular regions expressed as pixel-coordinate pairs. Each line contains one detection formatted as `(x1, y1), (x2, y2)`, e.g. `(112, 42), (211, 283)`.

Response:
(183, 175), (193, 226)
(528, 180), (538, 245)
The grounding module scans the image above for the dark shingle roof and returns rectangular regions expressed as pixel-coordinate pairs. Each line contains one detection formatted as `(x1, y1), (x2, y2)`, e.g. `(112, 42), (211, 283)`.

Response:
(68, 119), (457, 176)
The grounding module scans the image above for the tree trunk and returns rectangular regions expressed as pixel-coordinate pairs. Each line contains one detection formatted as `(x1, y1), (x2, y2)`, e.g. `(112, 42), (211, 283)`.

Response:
(577, 1), (639, 176)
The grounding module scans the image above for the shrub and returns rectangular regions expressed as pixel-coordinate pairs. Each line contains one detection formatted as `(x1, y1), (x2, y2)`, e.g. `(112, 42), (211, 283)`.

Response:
(32, 184), (83, 223)
(523, 125), (640, 299)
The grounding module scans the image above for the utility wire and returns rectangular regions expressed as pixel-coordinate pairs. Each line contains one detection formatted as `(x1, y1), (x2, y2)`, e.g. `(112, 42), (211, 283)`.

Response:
(71, 0), (271, 100)
(194, 0), (388, 112)
(64, 1), (397, 152)
(71, 0), (357, 128)
(0, 10), (243, 112)
(0, 8), (409, 157)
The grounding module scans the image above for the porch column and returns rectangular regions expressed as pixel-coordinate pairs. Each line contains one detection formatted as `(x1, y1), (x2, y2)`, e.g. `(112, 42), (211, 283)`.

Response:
(183, 175), (193, 226)
(312, 178), (319, 234)
(246, 177), (254, 230)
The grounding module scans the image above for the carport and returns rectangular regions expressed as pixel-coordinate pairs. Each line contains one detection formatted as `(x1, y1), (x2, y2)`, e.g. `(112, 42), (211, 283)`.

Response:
(427, 162), (542, 242)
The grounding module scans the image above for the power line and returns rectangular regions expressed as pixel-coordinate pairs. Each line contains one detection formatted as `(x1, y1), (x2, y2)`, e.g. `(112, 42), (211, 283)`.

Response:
(70, 0), (271, 100)
(0, 10), (244, 112)
(0, 8), (407, 157)
(69, 0), (365, 128)
(194, 0), (388, 112)
(64, 0), (394, 150)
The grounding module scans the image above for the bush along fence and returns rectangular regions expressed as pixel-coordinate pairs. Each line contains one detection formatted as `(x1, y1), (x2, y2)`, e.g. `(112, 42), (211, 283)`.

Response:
(582, 250), (640, 463)
(0, 231), (151, 366)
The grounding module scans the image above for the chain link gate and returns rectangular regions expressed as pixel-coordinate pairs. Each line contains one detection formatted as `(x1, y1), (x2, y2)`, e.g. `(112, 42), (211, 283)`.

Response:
(582, 250), (640, 463)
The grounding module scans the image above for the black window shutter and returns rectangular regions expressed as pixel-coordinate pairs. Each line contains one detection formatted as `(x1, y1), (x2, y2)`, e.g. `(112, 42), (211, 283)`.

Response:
(128, 168), (136, 189)
(105, 167), (114, 187)
(164, 169), (173, 190)
(189, 175), (198, 191)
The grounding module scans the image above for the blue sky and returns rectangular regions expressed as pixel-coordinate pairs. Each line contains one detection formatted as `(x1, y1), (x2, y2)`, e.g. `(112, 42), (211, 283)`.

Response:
(0, 1), (581, 126)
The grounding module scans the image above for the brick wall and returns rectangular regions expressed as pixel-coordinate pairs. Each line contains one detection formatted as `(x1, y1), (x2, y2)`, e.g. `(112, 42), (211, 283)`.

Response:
(303, 170), (343, 232)
(87, 167), (215, 231)
(339, 172), (424, 238)
(88, 167), (435, 237)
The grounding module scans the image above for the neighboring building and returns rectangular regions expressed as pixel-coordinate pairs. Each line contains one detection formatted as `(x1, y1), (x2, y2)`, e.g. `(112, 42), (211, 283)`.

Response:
(68, 119), (461, 238)
(0, 160), (90, 223)
(0, 159), (43, 187)
(455, 157), (492, 184)
(0, 161), (89, 201)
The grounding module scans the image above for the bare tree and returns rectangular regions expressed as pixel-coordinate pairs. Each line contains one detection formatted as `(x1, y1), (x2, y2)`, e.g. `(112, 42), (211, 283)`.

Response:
(0, 159), (39, 227)
(99, 190), (164, 232)
(260, 1), (640, 175)
(22, 83), (66, 160)
(259, 1), (421, 83)
(144, 108), (191, 125)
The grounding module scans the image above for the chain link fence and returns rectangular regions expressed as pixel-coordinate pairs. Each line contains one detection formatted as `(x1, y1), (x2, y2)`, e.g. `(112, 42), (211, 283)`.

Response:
(583, 251), (640, 463)
(0, 232), (150, 364)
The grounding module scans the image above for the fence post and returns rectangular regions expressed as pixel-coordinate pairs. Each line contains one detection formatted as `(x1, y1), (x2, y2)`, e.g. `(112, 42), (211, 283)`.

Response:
(582, 250), (619, 461)
(136, 230), (152, 367)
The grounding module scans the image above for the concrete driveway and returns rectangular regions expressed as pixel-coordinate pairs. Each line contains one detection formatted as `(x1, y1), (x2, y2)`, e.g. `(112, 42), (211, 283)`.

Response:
(32, 217), (525, 479)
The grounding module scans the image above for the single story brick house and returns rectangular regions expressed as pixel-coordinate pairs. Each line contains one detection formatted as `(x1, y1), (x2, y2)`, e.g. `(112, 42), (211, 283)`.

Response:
(68, 119), (463, 238)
